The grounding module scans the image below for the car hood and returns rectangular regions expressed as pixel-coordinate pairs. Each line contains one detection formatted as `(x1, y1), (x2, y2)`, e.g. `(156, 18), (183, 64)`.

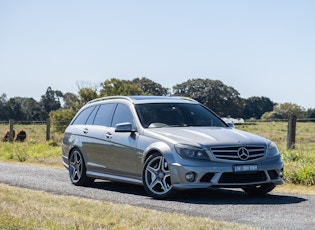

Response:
(145, 127), (270, 147)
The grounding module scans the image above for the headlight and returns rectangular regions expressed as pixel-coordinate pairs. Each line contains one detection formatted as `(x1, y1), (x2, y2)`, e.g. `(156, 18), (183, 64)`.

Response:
(266, 142), (280, 157)
(175, 144), (209, 160)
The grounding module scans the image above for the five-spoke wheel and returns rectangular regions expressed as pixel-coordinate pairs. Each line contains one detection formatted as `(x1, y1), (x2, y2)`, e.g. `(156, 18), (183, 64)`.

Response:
(69, 148), (94, 186)
(143, 153), (175, 199)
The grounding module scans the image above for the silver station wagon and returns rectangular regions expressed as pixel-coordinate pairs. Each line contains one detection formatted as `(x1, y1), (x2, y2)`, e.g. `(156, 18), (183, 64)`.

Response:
(62, 96), (284, 199)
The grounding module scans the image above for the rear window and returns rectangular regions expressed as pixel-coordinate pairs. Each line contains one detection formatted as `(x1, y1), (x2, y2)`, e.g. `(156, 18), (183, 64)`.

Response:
(71, 106), (95, 125)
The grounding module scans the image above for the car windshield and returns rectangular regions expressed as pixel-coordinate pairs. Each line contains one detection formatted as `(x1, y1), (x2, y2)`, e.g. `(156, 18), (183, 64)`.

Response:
(135, 103), (227, 128)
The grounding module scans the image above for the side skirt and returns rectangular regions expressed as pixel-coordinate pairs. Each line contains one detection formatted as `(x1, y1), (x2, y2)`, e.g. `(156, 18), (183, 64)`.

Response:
(87, 171), (143, 185)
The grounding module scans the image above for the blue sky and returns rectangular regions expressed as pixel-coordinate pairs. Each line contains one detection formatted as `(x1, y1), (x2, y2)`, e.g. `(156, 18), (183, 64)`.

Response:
(1, 0), (314, 109)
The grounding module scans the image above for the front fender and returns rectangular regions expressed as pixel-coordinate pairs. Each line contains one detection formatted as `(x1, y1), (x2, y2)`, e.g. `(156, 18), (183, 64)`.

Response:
(142, 141), (175, 165)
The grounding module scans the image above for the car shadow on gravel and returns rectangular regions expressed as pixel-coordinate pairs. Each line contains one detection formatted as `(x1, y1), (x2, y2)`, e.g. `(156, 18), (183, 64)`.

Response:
(176, 188), (306, 205)
(91, 180), (306, 205)
(91, 180), (148, 196)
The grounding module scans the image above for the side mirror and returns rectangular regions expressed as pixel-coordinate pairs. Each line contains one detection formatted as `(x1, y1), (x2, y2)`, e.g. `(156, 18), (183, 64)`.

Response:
(227, 122), (235, 128)
(115, 122), (136, 132)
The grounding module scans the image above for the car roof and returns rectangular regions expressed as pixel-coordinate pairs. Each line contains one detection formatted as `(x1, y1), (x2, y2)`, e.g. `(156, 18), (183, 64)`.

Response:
(87, 96), (199, 105)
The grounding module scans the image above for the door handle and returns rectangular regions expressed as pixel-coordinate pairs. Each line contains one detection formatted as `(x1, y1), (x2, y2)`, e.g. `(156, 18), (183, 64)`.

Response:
(105, 132), (112, 139)
(83, 128), (88, 134)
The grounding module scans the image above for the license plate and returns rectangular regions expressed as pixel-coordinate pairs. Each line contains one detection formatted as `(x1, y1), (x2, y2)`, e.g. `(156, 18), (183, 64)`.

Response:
(234, 165), (258, 172)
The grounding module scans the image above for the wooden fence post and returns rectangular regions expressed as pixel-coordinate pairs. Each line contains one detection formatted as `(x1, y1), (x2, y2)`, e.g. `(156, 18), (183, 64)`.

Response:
(287, 115), (297, 149)
(9, 119), (14, 142)
(46, 118), (50, 141)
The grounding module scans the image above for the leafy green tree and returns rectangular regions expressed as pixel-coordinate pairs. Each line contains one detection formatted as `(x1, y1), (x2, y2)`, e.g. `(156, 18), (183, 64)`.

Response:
(0, 93), (6, 103)
(62, 92), (80, 110)
(275, 103), (306, 119)
(78, 87), (98, 105)
(306, 108), (315, 120)
(13, 97), (42, 121)
(0, 94), (9, 120)
(39, 87), (63, 119)
(260, 111), (283, 120)
(261, 103), (306, 120)
(173, 78), (245, 117)
(23, 98), (42, 121)
(243, 96), (274, 119)
(0, 95), (42, 121)
(132, 77), (170, 96)
(99, 78), (142, 96)
(6, 97), (24, 121)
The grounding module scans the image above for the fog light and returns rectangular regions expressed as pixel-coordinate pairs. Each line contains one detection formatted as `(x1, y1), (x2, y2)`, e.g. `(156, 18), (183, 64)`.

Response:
(185, 172), (196, 182)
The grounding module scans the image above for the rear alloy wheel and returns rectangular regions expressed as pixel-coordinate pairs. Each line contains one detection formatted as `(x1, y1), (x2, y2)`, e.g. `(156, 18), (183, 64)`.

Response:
(143, 153), (175, 199)
(69, 148), (94, 186)
(242, 183), (276, 196)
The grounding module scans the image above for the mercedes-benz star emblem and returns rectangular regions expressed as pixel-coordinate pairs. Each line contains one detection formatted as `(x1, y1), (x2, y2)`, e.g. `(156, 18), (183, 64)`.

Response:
(237, 147), (249, 160)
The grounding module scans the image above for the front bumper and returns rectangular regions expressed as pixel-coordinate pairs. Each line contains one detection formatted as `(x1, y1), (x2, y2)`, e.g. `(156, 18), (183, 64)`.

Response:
(170, 158), (284, 190)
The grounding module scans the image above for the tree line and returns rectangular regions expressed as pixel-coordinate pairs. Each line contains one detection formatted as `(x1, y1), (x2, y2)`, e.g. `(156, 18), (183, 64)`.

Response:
(1, 77), (315, 125)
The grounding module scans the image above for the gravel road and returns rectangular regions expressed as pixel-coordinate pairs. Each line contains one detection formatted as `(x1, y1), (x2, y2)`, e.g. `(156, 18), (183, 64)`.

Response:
(0, 162), (314, 229)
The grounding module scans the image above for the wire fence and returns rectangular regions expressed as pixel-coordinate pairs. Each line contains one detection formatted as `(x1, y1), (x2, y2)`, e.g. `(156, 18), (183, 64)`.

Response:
(0, 119), (70, 143)
(1, 117), (314, 148)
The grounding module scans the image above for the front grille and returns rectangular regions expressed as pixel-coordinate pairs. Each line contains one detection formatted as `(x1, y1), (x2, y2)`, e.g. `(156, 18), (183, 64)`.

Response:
(210, 146), (265, 162)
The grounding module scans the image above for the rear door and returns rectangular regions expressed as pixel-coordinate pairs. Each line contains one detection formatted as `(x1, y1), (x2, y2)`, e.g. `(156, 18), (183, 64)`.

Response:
(82, 103), (116, 173)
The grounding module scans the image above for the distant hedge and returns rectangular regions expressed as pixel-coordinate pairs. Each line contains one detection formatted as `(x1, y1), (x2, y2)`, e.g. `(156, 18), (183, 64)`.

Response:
(49, 109), (77, 133)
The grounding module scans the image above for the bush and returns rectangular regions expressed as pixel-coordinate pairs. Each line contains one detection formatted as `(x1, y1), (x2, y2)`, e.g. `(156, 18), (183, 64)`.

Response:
(284, 162), (315, 186)
(49, 109), (76, 133)
(281, 149), (315, 186)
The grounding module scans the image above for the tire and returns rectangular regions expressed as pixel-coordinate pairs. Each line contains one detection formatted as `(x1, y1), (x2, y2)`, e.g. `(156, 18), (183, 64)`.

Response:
(143, 153), (175, 199)
(69, 148), (94, 187)
(242, 183), (276, 196)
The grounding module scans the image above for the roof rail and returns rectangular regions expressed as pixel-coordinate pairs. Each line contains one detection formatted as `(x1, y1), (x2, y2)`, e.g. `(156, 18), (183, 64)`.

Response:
(86, 96), (199, 104)
(87, 96), (134, 104)
(173, 96), (199, 103)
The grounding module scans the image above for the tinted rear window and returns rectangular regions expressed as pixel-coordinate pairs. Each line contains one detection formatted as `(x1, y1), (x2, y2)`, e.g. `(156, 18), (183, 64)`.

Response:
(72, 106), (95, 125)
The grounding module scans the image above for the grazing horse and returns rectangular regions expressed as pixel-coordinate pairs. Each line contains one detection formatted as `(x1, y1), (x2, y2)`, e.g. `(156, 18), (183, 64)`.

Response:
(2, 129), (15, 142)
(15, 130), (27, 142)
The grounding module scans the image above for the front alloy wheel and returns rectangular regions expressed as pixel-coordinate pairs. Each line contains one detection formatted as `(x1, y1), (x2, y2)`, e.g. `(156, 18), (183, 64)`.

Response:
(143, 153), (175, 199)
(69, 148), (94, 186)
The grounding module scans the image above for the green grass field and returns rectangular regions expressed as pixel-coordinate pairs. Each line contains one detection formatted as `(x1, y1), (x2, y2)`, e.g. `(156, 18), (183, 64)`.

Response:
(0, 122), (315, 229)
(237, 122), (315, 186)
(1, 121), (315, 185)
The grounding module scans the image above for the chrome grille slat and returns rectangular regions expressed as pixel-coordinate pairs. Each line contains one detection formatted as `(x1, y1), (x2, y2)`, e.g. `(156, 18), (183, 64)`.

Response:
(216, 155), (239, 159)
(210, 145), (266, 162)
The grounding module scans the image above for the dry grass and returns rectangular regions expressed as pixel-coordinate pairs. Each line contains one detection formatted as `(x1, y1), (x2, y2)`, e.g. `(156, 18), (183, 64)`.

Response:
(0, 184), (256, 230)
(275, 183), (315, 196)
(236, 121), (315, 149)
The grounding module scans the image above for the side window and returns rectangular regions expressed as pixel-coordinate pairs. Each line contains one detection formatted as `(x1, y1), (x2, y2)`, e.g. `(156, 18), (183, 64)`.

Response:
(71, 106), (95, 125)
(111, 104), (134, 127)
(86, 105), (99, 125)
(93, 103), (116, 126)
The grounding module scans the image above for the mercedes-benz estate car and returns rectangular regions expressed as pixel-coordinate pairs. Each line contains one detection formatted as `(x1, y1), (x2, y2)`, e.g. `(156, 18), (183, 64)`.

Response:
(62, 96), (284, 199)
